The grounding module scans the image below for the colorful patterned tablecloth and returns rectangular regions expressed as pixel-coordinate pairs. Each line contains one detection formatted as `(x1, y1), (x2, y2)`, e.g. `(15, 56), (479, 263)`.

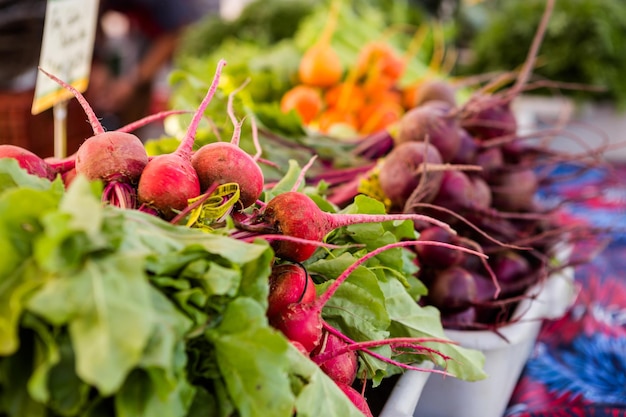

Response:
(505, 163), (626, 417)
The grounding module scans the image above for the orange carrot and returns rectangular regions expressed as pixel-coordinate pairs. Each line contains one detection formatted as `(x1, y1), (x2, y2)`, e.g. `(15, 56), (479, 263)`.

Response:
(298, 0), (343, 87)
(280, 85), (323, 124)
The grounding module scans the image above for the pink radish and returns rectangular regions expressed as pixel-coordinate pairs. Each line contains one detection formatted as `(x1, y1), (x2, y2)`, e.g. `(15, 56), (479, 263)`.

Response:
(266, 263), (316, 319)
(257, 191), (455, 263)
(0, 145), (55, 180)
(270, 240), (472, 352)
(311, 331), (358, 386)
(191, 81), (264, 209)
(337, 384), (373, 417)
(38, 68), (148, 207)
(137, 59), (226, 219)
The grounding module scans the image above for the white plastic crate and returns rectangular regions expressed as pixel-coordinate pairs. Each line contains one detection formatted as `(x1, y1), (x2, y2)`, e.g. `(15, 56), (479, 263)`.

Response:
(383, 262), (575, 417)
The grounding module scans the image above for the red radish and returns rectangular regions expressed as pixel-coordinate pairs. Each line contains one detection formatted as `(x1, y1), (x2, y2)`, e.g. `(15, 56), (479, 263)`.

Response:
(377, 141), (444, 210)
(337, 383), (373, 417)
(137, 59), (226, 219)
(311, 331), (358, 385)
(38, 68), (148, 207)
(291, 340), (309, 356)
(258, 191), (455, 263)
(394, 100), (461, 162)
(271, 240), (467, 352)
(0, 145), (55, 180)
(266, 263), (316, 319)
(191, 80), (264, 208)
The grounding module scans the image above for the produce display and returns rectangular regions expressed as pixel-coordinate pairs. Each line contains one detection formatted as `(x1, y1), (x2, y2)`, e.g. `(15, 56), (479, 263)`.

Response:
(0, 0), (612, 416)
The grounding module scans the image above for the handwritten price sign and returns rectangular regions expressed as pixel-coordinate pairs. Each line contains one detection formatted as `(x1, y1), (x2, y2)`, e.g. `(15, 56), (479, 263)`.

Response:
(32, 0), (100, 115)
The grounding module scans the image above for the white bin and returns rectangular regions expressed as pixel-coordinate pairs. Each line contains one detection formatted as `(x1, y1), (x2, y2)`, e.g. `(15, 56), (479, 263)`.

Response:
(385, 263), (575, 417)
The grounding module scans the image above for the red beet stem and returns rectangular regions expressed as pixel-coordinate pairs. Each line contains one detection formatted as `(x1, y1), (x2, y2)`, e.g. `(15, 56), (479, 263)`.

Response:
(227, 78), (250, 147)
(117, 109), (192, 134)
(313, 336), (452, 365)
(176, 59), (227, 158)
(324, 211), (455, 237)
(315, 240), (428, 310)
(509, 0), (555, 98)
(292, 155), (318, 192)
(38, 67), (104, 135)
(323, 324), (453, 376)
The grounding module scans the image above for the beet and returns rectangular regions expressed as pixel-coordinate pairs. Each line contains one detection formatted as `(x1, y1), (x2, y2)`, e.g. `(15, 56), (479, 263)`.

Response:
(259, 191), (453, 262)
(450, 128), (479, 165)
(191, 142), (264, 208)
(425, 266), (478, 314)
(377, 141), (444, 210)
(489, 167), (538, 212)
(394, 100), (461, 162)
(337, 383), (374, 417)
(38, 67), (148, 206)
(415, 226), (464, 268)
(461, 95), (517, 141)
(413, 79), (457, 108)
(490, 250), (532, 284)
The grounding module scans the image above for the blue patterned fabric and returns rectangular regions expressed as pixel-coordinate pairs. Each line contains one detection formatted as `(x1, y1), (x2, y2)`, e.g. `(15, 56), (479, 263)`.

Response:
(505, 163), (626, 417)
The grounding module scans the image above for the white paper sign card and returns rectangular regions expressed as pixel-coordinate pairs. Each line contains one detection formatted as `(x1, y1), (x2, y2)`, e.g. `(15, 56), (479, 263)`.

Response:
(32, 0), (100, 115)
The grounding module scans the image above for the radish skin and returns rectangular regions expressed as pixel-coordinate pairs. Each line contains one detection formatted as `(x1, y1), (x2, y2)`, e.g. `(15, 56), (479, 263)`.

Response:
(0, 145), (55, 180)
(267, 263), (316, 319)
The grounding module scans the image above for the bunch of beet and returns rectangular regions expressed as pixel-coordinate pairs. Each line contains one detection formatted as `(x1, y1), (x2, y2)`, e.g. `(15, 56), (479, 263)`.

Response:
(311, 0), (606, 331)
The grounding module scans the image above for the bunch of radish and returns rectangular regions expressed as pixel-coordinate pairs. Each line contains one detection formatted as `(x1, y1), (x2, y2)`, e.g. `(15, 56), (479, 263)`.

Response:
(5, 60), (269, 225)
(263, 240), (462, 416)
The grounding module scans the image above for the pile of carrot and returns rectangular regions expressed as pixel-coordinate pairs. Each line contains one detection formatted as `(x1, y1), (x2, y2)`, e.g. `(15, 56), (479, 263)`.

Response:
(279, 0), (440, 136)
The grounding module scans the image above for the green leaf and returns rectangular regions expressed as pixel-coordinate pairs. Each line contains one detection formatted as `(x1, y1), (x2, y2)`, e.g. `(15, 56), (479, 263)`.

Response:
(381, 277), (487, 381)
(0, 186), (62, 355)
(26, 253), (154, 395)
(0, 331), (47, 417)
(45, 332), (91, 415)
(208, 298), (295, 417)
(23, 314), (61, 404)
(115, 369), (195, 417)
(0, 159), (53, 194)
(139, 287), (193, 381)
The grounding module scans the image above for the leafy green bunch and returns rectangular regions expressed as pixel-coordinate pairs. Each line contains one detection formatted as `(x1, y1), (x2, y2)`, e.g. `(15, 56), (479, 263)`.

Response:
(458, 0), (626, 108)
(0, 158), (485, 416)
